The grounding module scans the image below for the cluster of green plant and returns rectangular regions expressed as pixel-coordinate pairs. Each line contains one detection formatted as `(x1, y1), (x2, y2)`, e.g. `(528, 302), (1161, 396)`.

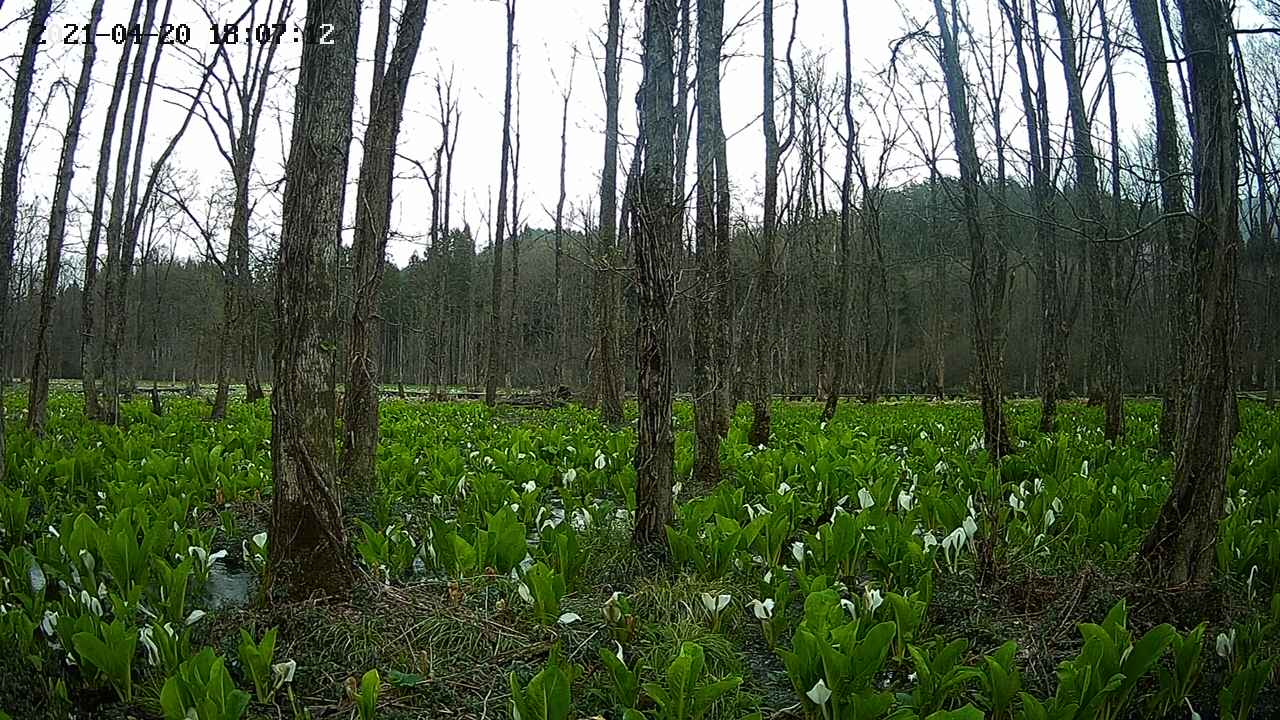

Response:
(1, 393), (1278, 719)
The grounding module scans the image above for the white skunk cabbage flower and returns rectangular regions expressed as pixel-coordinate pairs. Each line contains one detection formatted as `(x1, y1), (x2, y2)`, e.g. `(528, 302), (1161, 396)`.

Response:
(603, 592), (624, 623)
(562, 468), (577, 484)
(1044, 509), (1056, 528)
(700, 593), (731, 614)
(864, 587), (883, 614)
(858, 488), (876, 510)
(184, 610), (207, 626)
(806, 679), (832, 706)
(79, 589), (103, 617)
(898, 491), (915, 512)
(273, 659), (297, 685)
(840, 598), (858, 618)
(139, 626), (159, 665)
(1216, 630), (1235, 659)
(749, 598), (775, 620)
(594, 452), (607, 470)
(962, 515), (978, 540)
(791, 541), (806, 564)
(522, 481), (537, 494)
(558, 612), (581, 625)
(517, 583), (533, 605)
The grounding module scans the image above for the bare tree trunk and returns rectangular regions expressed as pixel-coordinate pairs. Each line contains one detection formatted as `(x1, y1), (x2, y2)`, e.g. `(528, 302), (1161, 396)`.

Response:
(693, 0), (727, 484)
(100, 0), (167, 423)
(1141, 0), (1241, 585)
(508, 81), (522, 389)
(674, 0), (691, 232)
(268, 0), (361, 601)
(79, 0), (143, 420)
(1051, 0), (1123, 441)
(1129, 0), (1190, 448)
(592, 0), (625, 423)
(0, 0), (52, 478)
(931, 0), (1009, 458)
(342, 0), (428, 488)
(750, 0), (794, 445)
(1231, 32), (1274, 412)
(632, 0), (678, 550)
(822, 0), (855, 422)
(1001, 0), (1059, 433)
(485, 0), (517, 407)
(29, 0), (103, 432)
(553, 64), (574, 390)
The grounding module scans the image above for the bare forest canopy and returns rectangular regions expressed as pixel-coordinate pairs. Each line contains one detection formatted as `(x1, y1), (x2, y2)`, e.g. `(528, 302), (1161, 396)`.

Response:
(0, 0), (1277, 405)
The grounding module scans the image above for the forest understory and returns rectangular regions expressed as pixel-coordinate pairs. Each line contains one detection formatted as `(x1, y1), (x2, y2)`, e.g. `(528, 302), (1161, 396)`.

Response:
(0, 391), (1276, 720)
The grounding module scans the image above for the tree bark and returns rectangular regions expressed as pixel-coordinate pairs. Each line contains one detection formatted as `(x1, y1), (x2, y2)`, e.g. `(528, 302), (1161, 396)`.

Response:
(1000, 0), (1058, 432)
(0, 0), (52, 479)
(553, 64), (573, 390)
(931, 0), (1010, 458)
(100, 0), (168, 422)
(1050, 0), (1123, 442)
(749, 0), (784, 445)
(28, 0), (102, 432)
(632, 0), (678, 550)
(78, 0), (146, 421)
(342, 0), (428, 487)
(1128, 0), (1191, 448)
(1141, 0), (1241, 585)
(485, 0), (516, 407)
(821, 0), (855, 423)
(269, 0), (362, 601)
(693, 0), (727, 484)
(592, 0), (626, 424)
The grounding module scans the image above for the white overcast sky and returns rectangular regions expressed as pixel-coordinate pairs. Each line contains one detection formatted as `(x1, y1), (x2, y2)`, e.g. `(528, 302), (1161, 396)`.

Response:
(0, 0), (1268, 270)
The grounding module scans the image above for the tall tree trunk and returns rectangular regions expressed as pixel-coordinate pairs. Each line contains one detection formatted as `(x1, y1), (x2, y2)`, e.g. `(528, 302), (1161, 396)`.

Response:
(632, 0), (678, 550)
(269, 0), (362, 601)
(553, 66), (573, 390)
(593, 0), (625, 423)
(750, 0), (781, 445)
(29, 0), (103, 432)
(98, 0), (162, 422)
(0, 0), (52, 479)
(1140, 0), (1241, 585)
(931, 0), (1009, 458)
(1000, 0), (1057, 431)
(1129, 0), (1190, 448)
(342, 0), (429, 487)
(508, 84), (522, 389)
(1051, 0), (1123, 441)
(693, 0), (727, 484)
(80, 0), (144, 421)
(821, 0), (855, 422)
(485, 0), (516, 407)
(1231, 32), (1274, 411)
